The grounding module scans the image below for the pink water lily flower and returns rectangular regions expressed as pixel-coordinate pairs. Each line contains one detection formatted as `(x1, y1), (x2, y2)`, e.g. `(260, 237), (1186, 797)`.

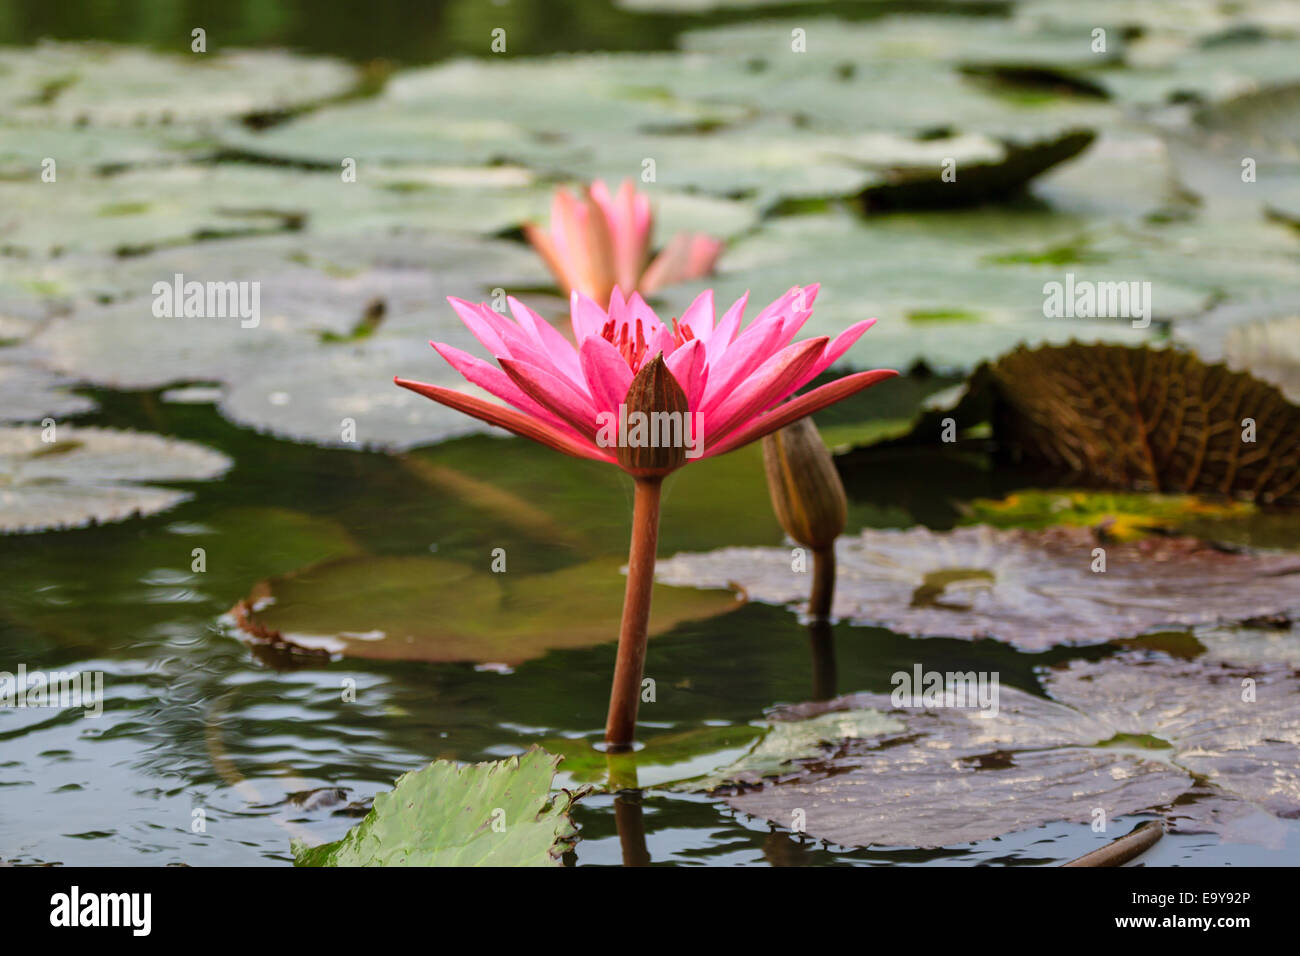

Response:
(523, 179), (723, 303)
(395, 284), (894, 753)
(395, 285), (896, 472)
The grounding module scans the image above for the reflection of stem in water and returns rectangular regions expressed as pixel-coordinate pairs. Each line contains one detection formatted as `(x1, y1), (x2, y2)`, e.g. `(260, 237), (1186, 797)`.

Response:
(807, 618), (837, 701)
(606, 750), (650, 866)
(613, 791), (651, 867)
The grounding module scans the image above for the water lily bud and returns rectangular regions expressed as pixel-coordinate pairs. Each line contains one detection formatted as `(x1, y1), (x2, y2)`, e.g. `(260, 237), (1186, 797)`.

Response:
(761, 416), (846, 550)
(617, 353), (689, 476)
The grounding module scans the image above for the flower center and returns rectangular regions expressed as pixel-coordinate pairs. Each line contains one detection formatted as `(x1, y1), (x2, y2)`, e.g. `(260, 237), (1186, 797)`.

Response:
(600, 317), (649, 373)
(600, 317), (694, 372)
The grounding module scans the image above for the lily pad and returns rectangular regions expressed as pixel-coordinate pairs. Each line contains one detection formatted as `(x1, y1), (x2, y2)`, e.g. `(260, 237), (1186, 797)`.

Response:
(0, 425), (231, 532)
(25, 231), (552, 450)
(1175, 296), (1300, 403)
(232, 554), (742, 664)
(723, 656), (1300, 848)
(654, 208), (1173, 372)
(983, 343), (1300, 504)
(0, 359), (96, 423)
(292, 747), (579, 866)
(656, 525), (1300, 650)
(0, 41), (358, 126)
(961, 489), (1256, 540)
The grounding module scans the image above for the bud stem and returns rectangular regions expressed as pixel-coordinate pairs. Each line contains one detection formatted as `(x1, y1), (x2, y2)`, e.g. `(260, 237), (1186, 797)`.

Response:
(810, 544), (835, 621)
(604, 475), (663, 751)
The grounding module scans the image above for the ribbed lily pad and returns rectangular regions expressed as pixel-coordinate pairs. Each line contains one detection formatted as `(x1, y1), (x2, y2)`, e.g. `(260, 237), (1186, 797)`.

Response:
(984, 344), (1300, 504)
(656, 525), (1300, 650)
(0, 425), (231, 532)
(292, 747), (578, 866)
(0, 41), (357, 126)
(232, 554), (741, 664)
(724, 656), (1300, 847)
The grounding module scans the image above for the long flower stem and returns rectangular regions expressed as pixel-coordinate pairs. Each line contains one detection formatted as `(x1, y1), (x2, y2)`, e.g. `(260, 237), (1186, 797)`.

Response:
(809, 544), (835, 621)
(605, 476), (663, 751)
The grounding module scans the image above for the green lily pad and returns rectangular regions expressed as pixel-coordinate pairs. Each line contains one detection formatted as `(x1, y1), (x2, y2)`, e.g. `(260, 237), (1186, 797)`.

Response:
(687, 709), (905, 792)
(232, 554), (742, 664)
(0, 41), (358, 126)
(545, 724), (765, 789)
(655, 208), (1168, 372)
(25, 231), (551, 450)
(292, 747), (579, 866)
(0, 425), (231, 533)
(725, 655), (1300, 847)
(657, 525), (1300, 651)
(961, 489), (1257, 540)
(0, 359), (96, 423)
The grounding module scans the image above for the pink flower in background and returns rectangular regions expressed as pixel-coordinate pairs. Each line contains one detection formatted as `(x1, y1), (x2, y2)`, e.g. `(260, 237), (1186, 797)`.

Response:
(523, 180), (723, 305)
(395, 285), (895, 474)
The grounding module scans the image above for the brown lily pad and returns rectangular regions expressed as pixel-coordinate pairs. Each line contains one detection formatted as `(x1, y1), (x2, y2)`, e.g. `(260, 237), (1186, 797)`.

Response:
(230, 554), (741, 665)
(720, 656), (1300, 848)
(656, 525), (1300, 650)
(994, 344), (1300, 504)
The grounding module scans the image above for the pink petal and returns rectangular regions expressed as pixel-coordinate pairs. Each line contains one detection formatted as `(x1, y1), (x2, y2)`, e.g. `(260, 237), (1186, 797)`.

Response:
(499, 357), (600, 441)
(702, 369), (898, 458)
(678, 289), (715, 342)
(665, 337), (709, 409)
(508, 296), (584, 386)
(571, 291), (610, 342)
(523, 223), (582, 298)
(704, 337), (828, 445)
(431, 341), (568, 429)
(395, 377), (613, 463)
(579, 335), (634, 416)
(699, 316), (789, 417)
(705, 292), (748, 366)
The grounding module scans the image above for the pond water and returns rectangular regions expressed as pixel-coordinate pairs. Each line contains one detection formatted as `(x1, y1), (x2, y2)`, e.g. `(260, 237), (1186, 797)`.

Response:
(2, 383), (1295, 865)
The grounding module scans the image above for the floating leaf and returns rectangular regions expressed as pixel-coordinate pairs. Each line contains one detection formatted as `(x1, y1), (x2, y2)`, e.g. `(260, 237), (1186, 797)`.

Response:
(657, 525), (1300, 650)
(0, 359), (96, 423)
(232, 554), (741, 664)
(1174, 295), (1300, 403)
(723, 656), (1300, 848)
(292, 747), (579, 866)
(961, 489), (1256, 540)
(0, 425), (231, 532)
(687, 710), (905, 792)
(986, 343), (1300, 504)
(545, 724), (765, 789)
(0, 42), (357, 126)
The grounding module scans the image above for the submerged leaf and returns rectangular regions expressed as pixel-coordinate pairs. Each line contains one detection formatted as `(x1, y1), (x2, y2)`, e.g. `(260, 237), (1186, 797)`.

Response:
(657, 525), (1300, 650)
(723, 656), (1300, 848)
(292, 747), (579, 866)
(232, 554), (741, 664)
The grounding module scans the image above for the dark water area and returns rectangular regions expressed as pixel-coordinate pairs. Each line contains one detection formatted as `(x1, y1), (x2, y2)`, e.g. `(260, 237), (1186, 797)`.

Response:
(0, 0), (1007, 65)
